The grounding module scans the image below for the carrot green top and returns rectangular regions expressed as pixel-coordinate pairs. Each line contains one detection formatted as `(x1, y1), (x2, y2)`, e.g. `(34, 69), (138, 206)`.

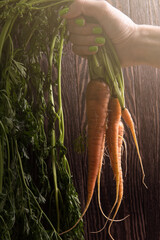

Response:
(88, 37), (125, 110)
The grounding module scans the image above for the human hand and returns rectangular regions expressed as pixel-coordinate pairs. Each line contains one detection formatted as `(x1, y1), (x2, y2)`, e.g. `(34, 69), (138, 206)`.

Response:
(63, 0), (137, 67)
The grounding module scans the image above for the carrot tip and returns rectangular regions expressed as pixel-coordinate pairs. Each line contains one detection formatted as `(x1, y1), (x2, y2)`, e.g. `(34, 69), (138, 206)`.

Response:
(142, 178), (148, 189)
(90, 214), (130, 234)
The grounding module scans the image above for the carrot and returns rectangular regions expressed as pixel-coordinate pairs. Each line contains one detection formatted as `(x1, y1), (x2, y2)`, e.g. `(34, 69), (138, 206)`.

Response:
(108, 120), (125, 240)
(122, 107), (147, 188)
(106, 97), (122, 210)
(95, 119), (128, 228)
(86, 80), (110, 206)
(59, 82), (143, 238)
(92, 120), (128, 237)
(89, 97), (122, 237)
(95, 144), (126, 225)
(60, 79), (110, 235)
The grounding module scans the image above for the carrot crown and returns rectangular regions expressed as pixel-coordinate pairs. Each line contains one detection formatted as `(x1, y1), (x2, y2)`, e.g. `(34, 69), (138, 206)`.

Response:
(88, 37), (125, 109)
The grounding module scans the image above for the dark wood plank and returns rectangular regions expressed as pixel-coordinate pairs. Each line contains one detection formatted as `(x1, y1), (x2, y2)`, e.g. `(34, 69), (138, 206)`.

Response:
(61, 1), (160, 239)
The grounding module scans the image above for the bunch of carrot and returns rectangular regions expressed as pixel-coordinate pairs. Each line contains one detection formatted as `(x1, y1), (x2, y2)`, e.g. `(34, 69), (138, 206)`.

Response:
(60, 17), (147, 240)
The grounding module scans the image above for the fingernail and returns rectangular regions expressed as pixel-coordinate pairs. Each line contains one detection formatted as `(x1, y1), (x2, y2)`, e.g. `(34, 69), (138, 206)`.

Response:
(92, 27), (103, 34)
(59, 7), (69, 17)
(95, 37), (105, 44)
(89, 46), (98, 52)
(75, 18), (85, 26)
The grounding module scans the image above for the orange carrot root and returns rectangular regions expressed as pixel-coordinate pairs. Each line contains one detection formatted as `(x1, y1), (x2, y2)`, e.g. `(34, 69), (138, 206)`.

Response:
(122, 108), (148, 189)
(86, 80), (110, 203)
(95, 120), (128, 228)
(60, 86), (143, 238)
(95, 156), (127, 227)
(60, 80), (110, 235)
(92, 121), (129, 237)
(108, 121), (125, 240)
(105, 99), (125, 240)
(106, 98), (122, 208)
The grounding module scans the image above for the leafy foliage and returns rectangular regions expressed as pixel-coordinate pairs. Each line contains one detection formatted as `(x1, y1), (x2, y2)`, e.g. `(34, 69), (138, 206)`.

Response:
(0, 1), (84, 239)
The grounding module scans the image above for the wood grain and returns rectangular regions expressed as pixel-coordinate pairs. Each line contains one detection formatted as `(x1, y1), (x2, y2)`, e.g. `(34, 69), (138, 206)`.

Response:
(61, 1), (160, 239)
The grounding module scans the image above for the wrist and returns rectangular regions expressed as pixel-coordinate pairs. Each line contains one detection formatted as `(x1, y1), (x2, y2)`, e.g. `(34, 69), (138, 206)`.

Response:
(110, 24), (139, 67)
(131, 24), (149, 66)
(129, 24), (160, 67)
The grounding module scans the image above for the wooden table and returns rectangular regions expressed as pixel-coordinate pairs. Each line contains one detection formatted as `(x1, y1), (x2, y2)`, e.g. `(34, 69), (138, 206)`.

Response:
(61, 1), (160, 239)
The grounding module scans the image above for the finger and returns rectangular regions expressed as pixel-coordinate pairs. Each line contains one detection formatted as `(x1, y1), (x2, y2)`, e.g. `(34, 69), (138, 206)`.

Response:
(67, 21), (103, 36)
(70, 33), (105, 46)
(67, 16), (86, 27)
(72, 45), (99, 56)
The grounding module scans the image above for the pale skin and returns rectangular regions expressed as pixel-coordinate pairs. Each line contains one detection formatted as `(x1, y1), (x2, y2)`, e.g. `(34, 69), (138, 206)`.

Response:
(64, 0), (160, 68)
